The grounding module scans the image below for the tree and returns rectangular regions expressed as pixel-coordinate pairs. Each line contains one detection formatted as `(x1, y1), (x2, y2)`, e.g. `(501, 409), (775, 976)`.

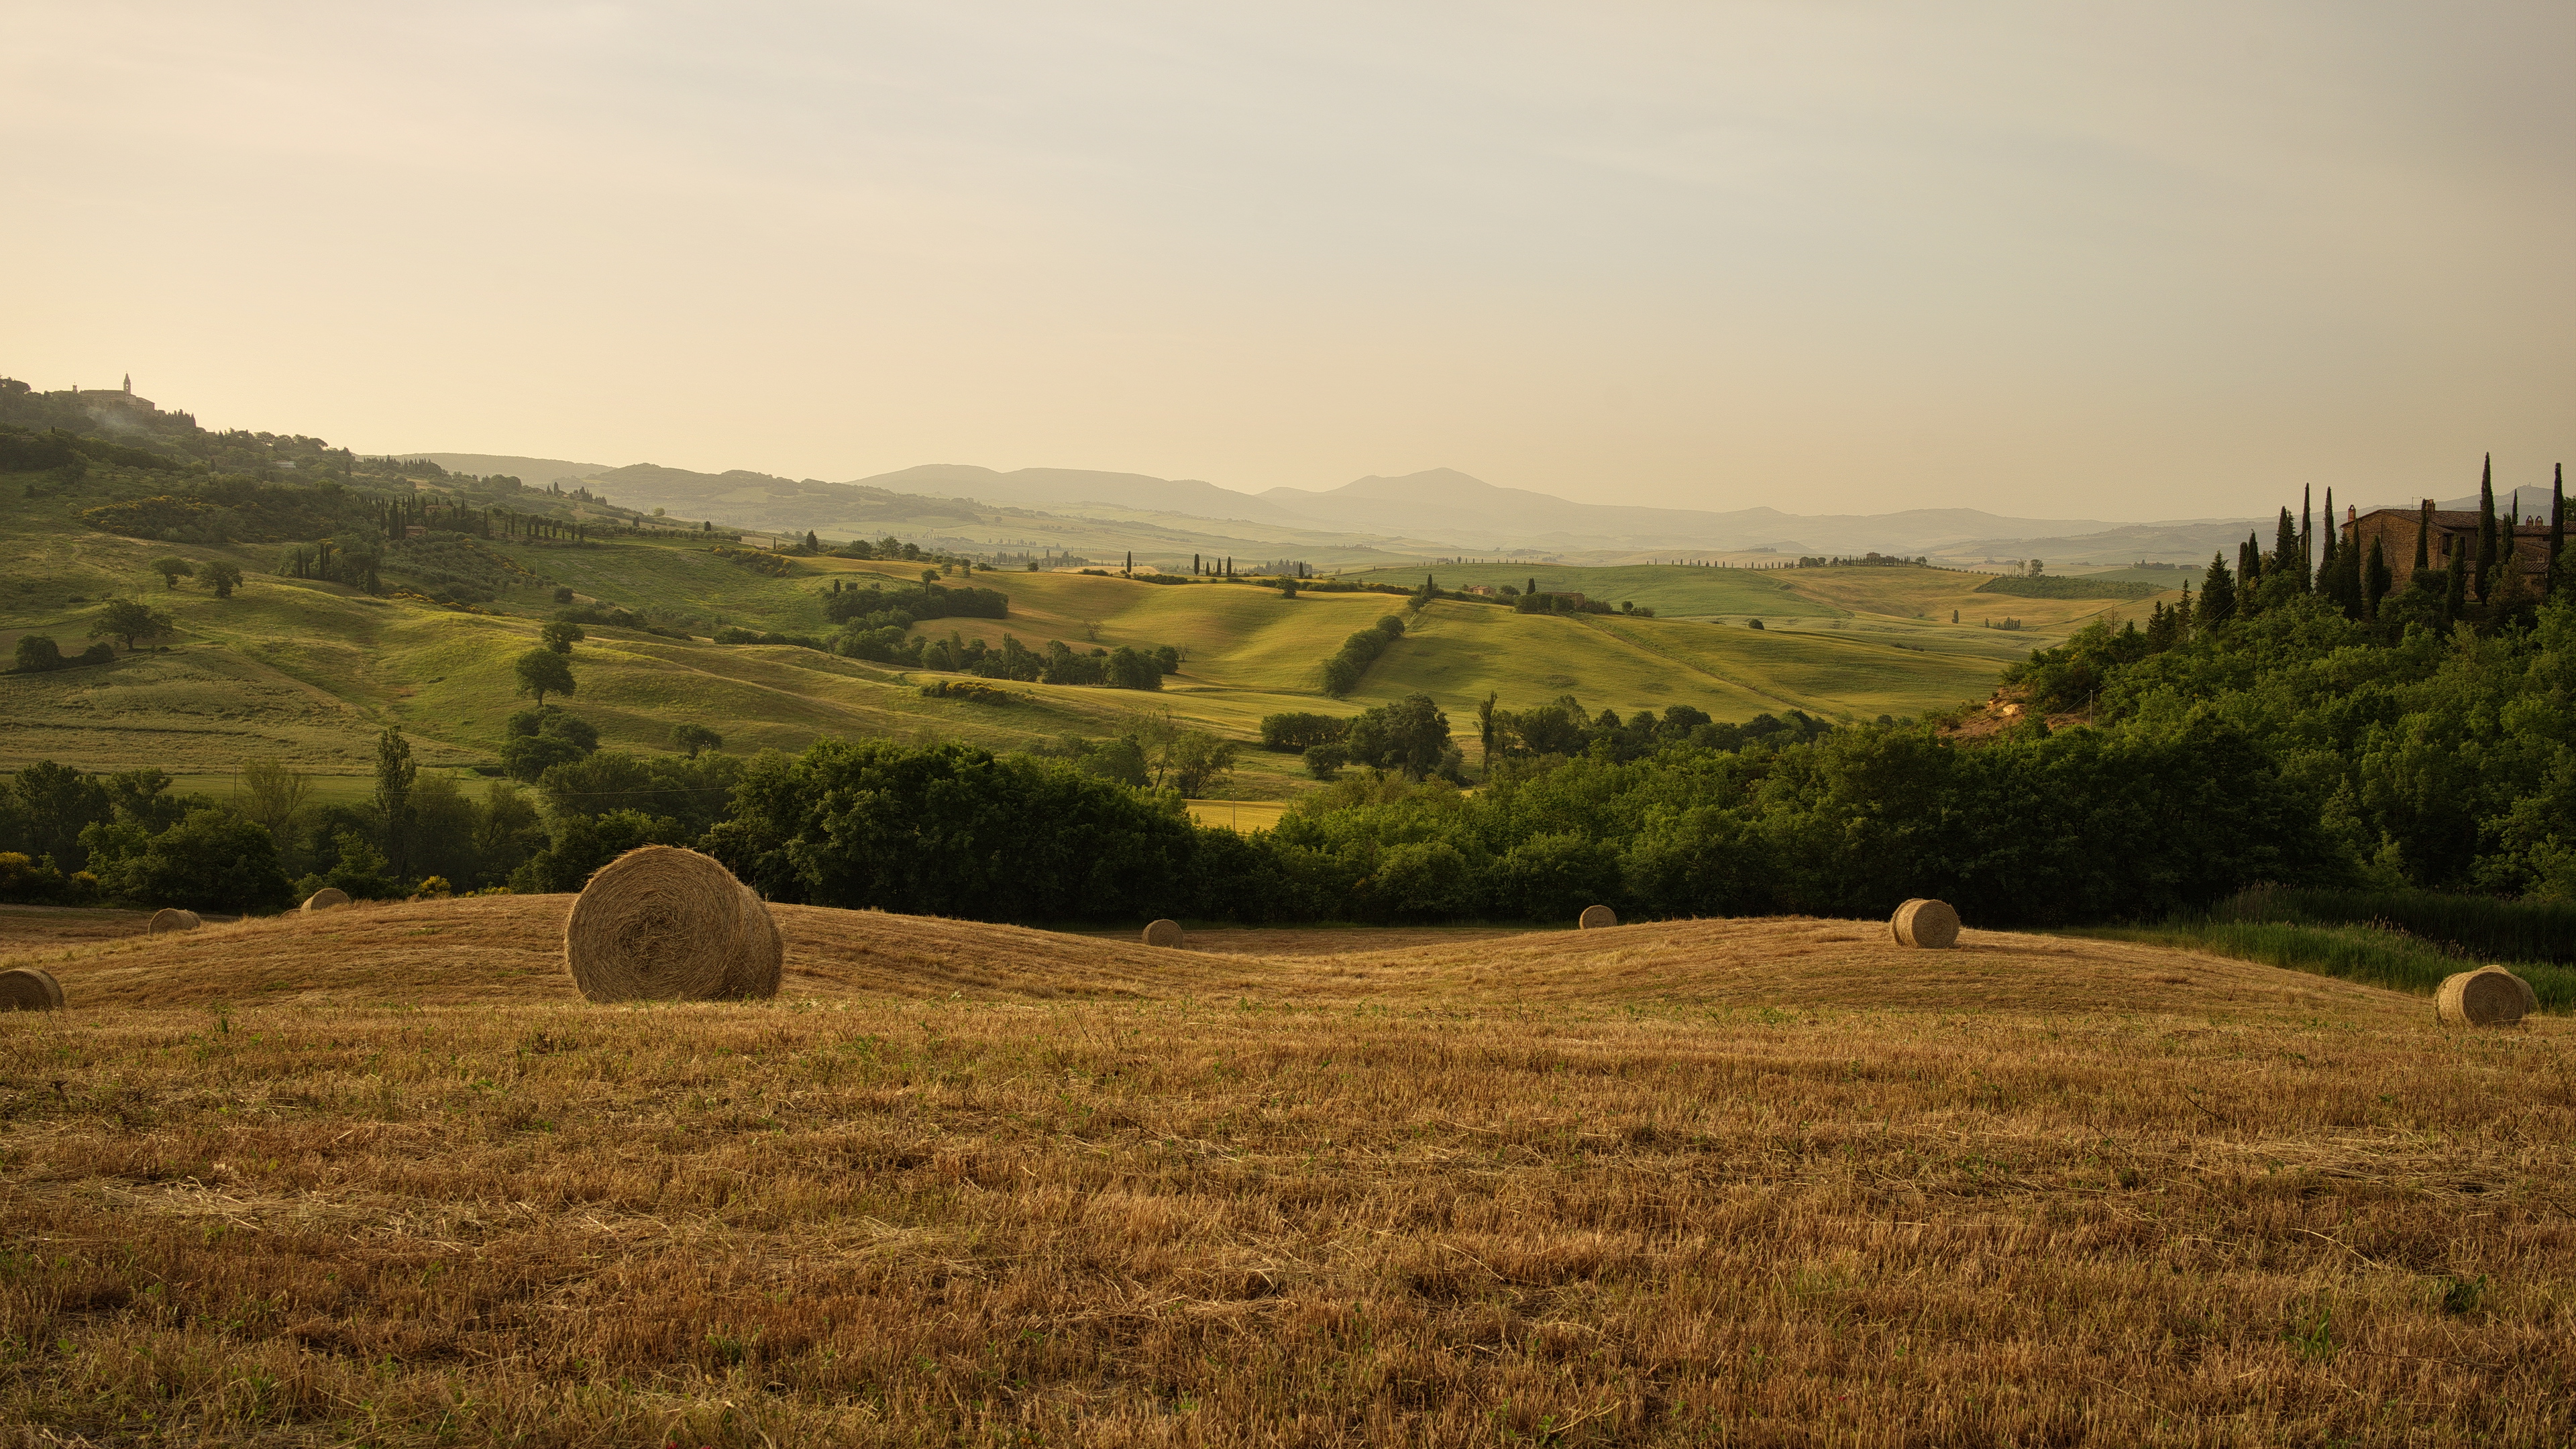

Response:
(149, 556), (194, 589)
(2195, 553), (2235, 630)
(2363, 537), (2392, 618)
(514, 647), (575, 706)
(204, 561), (243, 598)
(1475, 690), (1500, 780)
(12, 761), (111, 870)
(539, 621), (584, 654)
(1105, 646), (1163, 690)
(670, 723), (724, 758)
(2318, 486), (2339, 582)
(1344, 694), (1453, 781)
(95, 807), (294, 914)
(2442, 541), (2468, 627)
(12, 635), (62, 674)
(502, 706), (598, 782)
(91, 598), (172, 652)
(1279, 575), (1299, 598)
(232, 758), (312, 845)
(2552, 462), (2566, 596)
(374, 726), (417, 885)
(1159, 731), (1240, 796)
(2413, 499), (2432, 577)
(2475, 453), (2498, 602)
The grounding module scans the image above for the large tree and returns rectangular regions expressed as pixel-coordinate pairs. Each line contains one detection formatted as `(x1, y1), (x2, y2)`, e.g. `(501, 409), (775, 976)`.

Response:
(513, 647), (575, 706)
(374, 726), (418, 885)
(90, 598), (172, 652)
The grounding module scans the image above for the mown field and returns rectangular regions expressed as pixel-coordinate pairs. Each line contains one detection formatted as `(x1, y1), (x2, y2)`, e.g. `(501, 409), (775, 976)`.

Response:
(3, 478), (2168, 799)
(0, 900), (2568, 1445)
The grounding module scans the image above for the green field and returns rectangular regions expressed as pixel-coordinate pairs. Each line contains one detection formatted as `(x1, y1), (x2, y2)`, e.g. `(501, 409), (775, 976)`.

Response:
(3, 477), (2171, 797)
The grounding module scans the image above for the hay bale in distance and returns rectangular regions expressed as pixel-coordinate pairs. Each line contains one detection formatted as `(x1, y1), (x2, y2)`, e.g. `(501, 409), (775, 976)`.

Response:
(2437, 967), (2529, 1028)
(1142, 918), (1185, 949)
(564, 846), (782, 1003)
(148, 908), (199, 935)
(1891, 899), (1961, 949)
(303, 888), (351, 912)
(1578, 905), (1618, 930)
(0, 967), (62, 1012)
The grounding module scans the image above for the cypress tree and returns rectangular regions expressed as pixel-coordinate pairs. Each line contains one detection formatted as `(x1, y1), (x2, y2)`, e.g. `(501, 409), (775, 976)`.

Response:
(2475, 453), (2497, 602)
(2364, 537), (2392, 619)
(2413, 499), (2431, 578)
(2273, 506), (2300, 580)
(2551, 463), (2565, 595)
(2318, 486), (2339, 586)
(2196, 553), (2235, 629)
(2299, 485), (2314, 589)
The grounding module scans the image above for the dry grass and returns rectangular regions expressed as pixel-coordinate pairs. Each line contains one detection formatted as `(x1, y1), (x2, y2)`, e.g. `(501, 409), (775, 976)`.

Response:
(3, 901), (2573, 1445)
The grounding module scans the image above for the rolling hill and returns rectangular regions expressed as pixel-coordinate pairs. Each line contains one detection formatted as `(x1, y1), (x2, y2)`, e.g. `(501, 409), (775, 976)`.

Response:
(1, 452), (2169, 800)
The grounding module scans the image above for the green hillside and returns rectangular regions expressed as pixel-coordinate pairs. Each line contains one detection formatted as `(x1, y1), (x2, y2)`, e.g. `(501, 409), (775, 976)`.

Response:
(1, 398), (2162, 800)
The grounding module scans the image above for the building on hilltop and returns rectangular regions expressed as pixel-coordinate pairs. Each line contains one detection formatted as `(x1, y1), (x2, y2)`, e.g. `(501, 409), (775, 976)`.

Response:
(68, 374), (158, 415)
(2341, 500), (2551, 592)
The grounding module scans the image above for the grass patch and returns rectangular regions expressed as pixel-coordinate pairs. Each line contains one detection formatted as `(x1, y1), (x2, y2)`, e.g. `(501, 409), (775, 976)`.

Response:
(2069, 918), (2572, 1011)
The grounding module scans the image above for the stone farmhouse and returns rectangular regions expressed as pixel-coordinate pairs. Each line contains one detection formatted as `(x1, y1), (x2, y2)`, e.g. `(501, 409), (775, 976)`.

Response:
(2340, 501), (2554, 592)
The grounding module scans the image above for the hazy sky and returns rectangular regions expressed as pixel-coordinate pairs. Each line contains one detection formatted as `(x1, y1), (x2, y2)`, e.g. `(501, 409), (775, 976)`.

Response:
(8, 3), (2570, 518)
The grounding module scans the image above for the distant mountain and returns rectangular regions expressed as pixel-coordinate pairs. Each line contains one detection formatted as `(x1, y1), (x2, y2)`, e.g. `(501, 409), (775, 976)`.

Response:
(1254, 468), (2171, 556)
(850, 464), (1305, 525)
(407, 452), (614, 486)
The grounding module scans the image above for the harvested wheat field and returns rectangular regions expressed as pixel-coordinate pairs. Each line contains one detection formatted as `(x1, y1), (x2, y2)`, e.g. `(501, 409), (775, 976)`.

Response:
(3, 900), (2573, 1446)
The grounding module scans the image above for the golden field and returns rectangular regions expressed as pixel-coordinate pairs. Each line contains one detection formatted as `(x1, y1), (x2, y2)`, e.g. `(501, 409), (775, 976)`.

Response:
(1, 900), (2570, 1446)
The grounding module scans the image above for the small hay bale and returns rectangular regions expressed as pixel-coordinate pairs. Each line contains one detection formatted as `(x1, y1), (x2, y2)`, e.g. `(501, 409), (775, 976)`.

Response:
(1891, 898), (1960, 949)
(0, 967), (62, 1012)
(1578, 904), (1618, 930)
(564, 846), (782, 1003)
(2437, 967), (2528, 1028)
(148, 908), (199, 935)
(1142, 918), (1185, 949)
(303, 888), (351, 912)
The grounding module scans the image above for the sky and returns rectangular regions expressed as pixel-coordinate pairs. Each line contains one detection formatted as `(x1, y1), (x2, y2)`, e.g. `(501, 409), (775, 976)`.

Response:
(6, 1), (2571, 520)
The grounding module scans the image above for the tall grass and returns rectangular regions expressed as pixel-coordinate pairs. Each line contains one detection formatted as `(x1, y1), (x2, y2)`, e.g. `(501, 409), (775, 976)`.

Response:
(2210, 884), (2576, 963)
(2078, 890), (2574, 1011)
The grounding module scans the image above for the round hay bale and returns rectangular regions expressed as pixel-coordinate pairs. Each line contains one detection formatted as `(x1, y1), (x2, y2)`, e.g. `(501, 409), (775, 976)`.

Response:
(1891, 898), (1960, 949)
(303, 888), (351, 912)
(1578, 904), (1618, 930)
(1142, 918), (1185, 949)
(148, 907), (199, 935)
(2506, 970), (2538, 1016)
(0, 967), (62, 1012)
(564, 846), (782, 1003)
(2437, 967), (2528, 1028)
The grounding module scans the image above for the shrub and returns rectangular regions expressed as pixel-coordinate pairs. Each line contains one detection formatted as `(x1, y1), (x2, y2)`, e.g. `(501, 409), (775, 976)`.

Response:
(1261, 712), (1350, 751)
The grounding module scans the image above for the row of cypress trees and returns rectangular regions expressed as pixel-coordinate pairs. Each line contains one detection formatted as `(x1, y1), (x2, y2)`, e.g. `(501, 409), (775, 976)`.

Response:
(2192, 458), (2566, 631)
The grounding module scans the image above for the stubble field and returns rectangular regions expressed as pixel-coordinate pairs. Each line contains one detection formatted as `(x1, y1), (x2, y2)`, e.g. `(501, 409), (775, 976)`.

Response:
(2, 900), (2571, 1446)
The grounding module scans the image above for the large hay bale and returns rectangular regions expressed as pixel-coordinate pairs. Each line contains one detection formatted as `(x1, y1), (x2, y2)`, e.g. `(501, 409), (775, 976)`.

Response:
(148, 908), (199, 935)
(1890, 898), (1960, 949)
(1142, 918), (1185, 949)
(564, 846), (782, 1003)
(2437, 967), (2528, 1028)
(303, 888), (351, 912)
(0, 967), (62, 1012)
(1578, 904), (1618, 930)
